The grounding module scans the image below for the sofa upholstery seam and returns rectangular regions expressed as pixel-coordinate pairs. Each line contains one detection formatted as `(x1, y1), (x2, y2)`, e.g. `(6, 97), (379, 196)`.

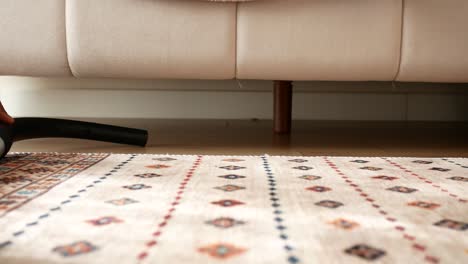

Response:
(63, 0), (78, 77)
(234, 2), (239, 79)
(393, 0), (405, 82)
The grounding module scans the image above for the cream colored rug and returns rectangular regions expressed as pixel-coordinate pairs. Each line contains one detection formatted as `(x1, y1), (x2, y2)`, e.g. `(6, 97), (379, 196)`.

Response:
(0, 153), (466, 264)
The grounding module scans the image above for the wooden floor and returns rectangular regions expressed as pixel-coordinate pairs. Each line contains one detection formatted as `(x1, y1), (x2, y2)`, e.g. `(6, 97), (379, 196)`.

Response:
(11, 119), (468, 157)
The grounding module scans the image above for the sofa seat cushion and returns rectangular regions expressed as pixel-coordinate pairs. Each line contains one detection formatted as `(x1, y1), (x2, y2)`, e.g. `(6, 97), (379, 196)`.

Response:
(66, 0), (237, 79)
(236, 0), (403, 81)
(0, 0), (71, 77)
(397, 0), (468, 83)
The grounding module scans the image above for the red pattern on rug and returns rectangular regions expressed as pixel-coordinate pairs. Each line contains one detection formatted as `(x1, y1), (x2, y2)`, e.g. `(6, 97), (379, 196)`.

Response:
(0, 154), (466, 264)
(383, 158), (467, 203)
(137, 155), (204, 262)
(0, 153), (109, 216)
(324, 157), (440, 263)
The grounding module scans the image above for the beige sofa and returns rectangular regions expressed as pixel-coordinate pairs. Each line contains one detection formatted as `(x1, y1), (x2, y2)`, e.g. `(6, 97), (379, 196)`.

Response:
(1, 0), (467, 132)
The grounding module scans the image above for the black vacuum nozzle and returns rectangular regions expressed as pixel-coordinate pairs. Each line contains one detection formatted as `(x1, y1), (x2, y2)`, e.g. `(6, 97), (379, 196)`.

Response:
(0, 118), (148, 159)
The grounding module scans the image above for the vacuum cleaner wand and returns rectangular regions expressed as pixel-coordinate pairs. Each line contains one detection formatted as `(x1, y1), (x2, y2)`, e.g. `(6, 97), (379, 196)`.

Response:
(0, 118), (148, 158)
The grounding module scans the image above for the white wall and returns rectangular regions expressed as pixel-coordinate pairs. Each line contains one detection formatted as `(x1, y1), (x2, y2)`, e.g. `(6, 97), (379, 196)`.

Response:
(0, 77), (467, 121)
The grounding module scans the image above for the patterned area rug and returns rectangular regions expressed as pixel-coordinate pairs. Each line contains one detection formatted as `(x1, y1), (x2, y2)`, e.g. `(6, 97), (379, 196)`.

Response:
(0, 153), (466, 264)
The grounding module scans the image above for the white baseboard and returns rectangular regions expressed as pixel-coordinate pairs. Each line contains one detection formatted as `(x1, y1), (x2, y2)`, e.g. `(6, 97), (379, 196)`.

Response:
(1, 77), (467, 121)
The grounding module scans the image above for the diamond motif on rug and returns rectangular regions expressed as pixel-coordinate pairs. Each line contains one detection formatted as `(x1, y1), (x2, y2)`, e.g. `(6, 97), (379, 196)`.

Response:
(372, 175), (399, 181)
(106, 198), (138, 206)
(315, 200), (343, 209)
(293, 166), (313, 171)
(350, 160), (369, 163)
(412, 160), (433, 164)
(123, 184), (151, 190)
(430, 167), (450, 172)
(288, 159), (308, 163)
(134, 173), (162, 178)
(306, 186), (332, 192)
(360, 166), (383, 171)
(52, 241), (98, 257)
(218, 174), (246, 180)
(211, 200), (244, 207)
(205, 217), (245, 229)
(433, 219), (468, 231)
(448, 176), (468, 182)
(146, 164), (171, 169)
(214, 185), (246, 192)
(219, 165), (245, 171)
(198, 243), (246, 259)
(299, 175), (322, 181)
(387, 186), (418, 193)
(408, 201), (440, 210)
(222, 158), (245, 162)
(152, 157), (177, 162)
(345, 244), (386, 261)
(329, 219), (360, 230)
(86, 216), (123, 226)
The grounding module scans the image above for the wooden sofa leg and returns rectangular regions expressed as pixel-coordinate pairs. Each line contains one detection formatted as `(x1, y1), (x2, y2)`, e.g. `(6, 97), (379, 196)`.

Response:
(273, 81), (293, 134)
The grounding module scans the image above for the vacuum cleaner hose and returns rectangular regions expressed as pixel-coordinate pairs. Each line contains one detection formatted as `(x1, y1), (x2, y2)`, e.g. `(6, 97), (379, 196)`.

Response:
(13, 118), (148, 146)
(0, 118), (148, 159)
